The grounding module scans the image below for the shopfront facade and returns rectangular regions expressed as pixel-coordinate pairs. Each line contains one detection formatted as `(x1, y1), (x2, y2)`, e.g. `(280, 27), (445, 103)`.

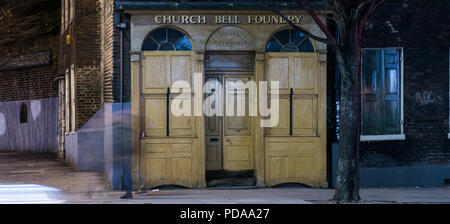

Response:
(126, 9), (329, 189)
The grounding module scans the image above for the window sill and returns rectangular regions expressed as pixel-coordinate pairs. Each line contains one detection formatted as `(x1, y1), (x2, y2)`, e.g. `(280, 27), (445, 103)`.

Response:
(360, 134), (405, 142)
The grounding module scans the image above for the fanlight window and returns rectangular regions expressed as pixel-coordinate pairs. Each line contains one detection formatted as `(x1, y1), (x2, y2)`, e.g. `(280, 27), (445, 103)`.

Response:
(142, 28), (192, 51)
(266, 28), (315, 52)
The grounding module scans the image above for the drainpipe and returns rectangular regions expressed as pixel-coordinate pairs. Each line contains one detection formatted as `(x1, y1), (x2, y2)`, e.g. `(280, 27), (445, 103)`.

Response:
(116, 8), (128, 193)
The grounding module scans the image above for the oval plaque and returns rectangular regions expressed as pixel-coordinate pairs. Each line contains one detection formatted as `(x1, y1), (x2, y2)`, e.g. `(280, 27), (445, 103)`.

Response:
(206, 26), (255, 51)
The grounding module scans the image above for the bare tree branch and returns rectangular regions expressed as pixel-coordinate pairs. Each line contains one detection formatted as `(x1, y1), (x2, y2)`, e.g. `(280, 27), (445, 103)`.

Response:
(259, 0), (332, 45)
(303, 0), (338, 46)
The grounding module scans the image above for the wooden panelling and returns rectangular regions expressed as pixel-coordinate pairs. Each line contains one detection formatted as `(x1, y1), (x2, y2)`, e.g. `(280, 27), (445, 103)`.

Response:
(291, 55), (317, 94)
(139, 51), (200, 189)
(142, 138), (197, 188)
(265, 53), (318, 94)
(292, 96), (318, 136)
(205, 137), (221, 170)
(265, 137), (316, 186)
(170, 96), (196, 137)
(266, 57), (289, 90)
(144, 97), (166, 137)
(223, 77), (253, 171)
(142, 51), (194, 94)
(143, 55), (166, 92)
(170, 55), (192, 84)
(223, 136), (253, 171)
(263, 52), (325, 187)
(265, 98), (290, 136)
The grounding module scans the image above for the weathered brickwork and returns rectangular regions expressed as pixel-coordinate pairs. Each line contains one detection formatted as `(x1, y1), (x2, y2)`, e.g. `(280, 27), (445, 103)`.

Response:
(360, 0), (450, 167)
(60, 0), (103, 130)
(0, 36), (59, 101)
(102, 0), (117, 103)
(102, 0), (131, 103)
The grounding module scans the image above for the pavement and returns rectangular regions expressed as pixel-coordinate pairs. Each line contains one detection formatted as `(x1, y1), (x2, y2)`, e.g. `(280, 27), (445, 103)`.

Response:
(1, 152), (449, 204)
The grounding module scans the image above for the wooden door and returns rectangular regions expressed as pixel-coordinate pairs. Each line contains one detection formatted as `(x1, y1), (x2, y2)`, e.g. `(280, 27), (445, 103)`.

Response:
(140, 51), (199, 188)
(205, 76), (222, 171)
(264, 52), (322, 186)
(223, 77), (253, 171)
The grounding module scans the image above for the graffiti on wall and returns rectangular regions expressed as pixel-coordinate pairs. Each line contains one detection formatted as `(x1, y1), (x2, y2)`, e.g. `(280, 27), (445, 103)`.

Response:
(415, 91), (442, 106)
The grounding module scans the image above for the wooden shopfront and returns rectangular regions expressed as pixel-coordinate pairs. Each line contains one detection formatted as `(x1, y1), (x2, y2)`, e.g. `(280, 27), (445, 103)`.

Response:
(128, 10), (328, 189)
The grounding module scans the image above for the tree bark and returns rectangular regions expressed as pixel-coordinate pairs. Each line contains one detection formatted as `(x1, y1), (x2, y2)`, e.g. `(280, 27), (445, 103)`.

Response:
(333, 67), (361, 201)
(333, 30), (362, 202)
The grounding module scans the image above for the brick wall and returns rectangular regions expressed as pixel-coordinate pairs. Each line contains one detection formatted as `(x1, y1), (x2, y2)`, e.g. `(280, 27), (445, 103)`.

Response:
(102, 0), (116, 103)
(102, 0), (131, 104)
(73, 0), (103, 129)
(360, 0), (450, 167)
(59, 0), (103, 130)
(0, 36), (59, 101)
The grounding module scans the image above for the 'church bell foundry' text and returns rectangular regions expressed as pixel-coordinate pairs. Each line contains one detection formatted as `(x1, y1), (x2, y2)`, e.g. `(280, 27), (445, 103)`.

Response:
(154, 15), (303, 25)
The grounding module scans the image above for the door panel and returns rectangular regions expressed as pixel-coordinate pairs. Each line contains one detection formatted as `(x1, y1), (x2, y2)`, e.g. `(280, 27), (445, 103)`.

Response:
(205, 77), (222, 171)
(223, 77), (253, 171)
(171, 55), (192, 83)
(265, 138), (316, 186)
(142, 52), (193, 94)
(170, 95), (196, 137)
(142, 139), (196, 188)
(292, 96), (318, 136)
(143, 55), (167, 93)
(144, 97), (166, 137)
(265, 53), (317, 94)
(266, 57), (289, 90)
(265, 97), (289, 136)
(223, 136), (253, 171)
(292, 55), (317, 94)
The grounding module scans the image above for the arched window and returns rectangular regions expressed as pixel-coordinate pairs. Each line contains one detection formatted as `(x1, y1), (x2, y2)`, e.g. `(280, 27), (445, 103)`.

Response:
(142, 27), (192, 51)
(20, 103), (28, 124)
(266, 28), (315, 53)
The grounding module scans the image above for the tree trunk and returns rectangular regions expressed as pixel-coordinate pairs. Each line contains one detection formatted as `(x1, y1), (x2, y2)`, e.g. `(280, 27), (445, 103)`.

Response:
(333, 40), (361, 202)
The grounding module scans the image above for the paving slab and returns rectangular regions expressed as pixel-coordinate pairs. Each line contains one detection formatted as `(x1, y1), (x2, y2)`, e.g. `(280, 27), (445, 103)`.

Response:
(1, 152), (449, 204)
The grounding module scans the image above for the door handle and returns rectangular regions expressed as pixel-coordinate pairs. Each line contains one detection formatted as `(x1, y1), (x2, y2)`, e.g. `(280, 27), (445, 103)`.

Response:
(225, 138), (231, 143)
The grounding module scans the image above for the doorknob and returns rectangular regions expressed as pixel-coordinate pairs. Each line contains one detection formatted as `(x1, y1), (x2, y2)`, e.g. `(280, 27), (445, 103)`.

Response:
(225, 138), (231, 142)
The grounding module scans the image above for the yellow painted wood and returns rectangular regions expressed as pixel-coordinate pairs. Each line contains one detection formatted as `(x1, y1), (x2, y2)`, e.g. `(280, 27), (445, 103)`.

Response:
(254, 53), (266, 187)
(195, 52), (207, 188)
(265, 53), (318, 95)
(264, 52), (326, 187)
(137, 51), (201, 189)
(223, 76), (254, 171)
(265, 137), (317, 186)
(144, 97), (166, 137)
(134, 48), (326, 189)
(141, 138), (198, 188)
(170, 96), (196, 137)
(130, 58), (141, 189)
(142, 51), (193, 94)
(205, 77), (222, 171)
